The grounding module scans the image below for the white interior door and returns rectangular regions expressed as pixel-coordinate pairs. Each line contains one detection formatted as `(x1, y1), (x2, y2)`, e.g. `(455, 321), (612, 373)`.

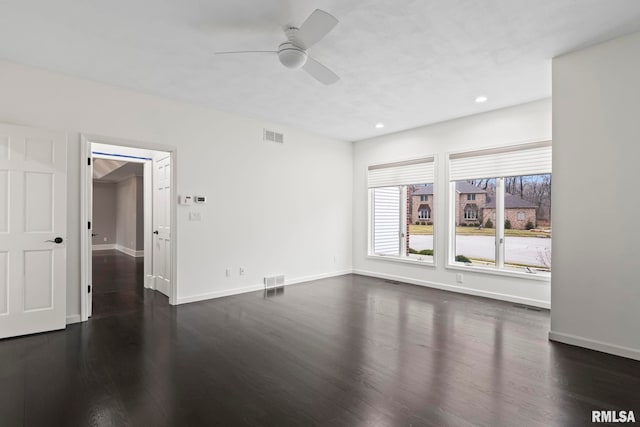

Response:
(153, 154), (171, 297)
(0, 123), (67, 338)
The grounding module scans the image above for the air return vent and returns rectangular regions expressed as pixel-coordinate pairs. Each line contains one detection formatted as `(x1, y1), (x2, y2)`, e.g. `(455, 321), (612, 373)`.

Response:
(264, 275), (285, 290)
(263, 129), (284, 143)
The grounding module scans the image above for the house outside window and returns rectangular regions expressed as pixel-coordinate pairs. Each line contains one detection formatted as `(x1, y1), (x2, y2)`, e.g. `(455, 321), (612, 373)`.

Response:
(420, 195), (428, 201)
(449, 141), (552, 276)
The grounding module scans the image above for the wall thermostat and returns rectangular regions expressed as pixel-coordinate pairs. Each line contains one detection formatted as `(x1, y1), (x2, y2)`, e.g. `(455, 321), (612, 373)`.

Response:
(179, 195), (193, 205)
(194, 195), (207, 204)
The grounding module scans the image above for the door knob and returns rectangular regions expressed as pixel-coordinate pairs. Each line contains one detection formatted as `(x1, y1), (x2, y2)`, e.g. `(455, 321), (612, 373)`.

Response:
(46, 237), (64, 244)
(153, 230), (159, 235)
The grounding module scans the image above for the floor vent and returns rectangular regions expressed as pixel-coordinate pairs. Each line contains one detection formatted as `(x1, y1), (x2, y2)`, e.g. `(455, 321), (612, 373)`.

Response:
(263, 129), (284, 144)
(264, 274), (285, 290)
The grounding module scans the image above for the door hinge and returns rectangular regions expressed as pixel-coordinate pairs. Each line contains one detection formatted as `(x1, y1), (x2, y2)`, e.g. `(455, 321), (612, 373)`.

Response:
(88, 157), (91, 165)
(88, 221), (91, 229)
(88, 285), (91, 293)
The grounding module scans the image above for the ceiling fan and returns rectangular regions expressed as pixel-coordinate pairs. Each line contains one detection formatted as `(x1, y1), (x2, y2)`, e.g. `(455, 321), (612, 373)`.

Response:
(215, 9), (340, 85)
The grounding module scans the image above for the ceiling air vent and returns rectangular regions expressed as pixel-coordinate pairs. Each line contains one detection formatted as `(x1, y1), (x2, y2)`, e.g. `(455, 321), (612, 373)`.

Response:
(263, 128), (284, 144)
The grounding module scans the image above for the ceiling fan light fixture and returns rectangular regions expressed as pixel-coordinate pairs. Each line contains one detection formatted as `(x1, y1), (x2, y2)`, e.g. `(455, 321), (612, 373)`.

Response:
(278, 43), (307, 69)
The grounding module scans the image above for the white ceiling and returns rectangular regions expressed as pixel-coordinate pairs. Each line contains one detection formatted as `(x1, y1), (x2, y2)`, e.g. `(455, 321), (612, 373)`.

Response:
(94, 159), (143, 183)
(1, 1), (640, 141)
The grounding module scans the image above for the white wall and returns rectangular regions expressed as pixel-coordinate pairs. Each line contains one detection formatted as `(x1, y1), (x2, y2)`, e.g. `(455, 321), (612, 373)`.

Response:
(550, 32), (640, 360)
(0, 60), (353, 319)
(353, 99), (552, 307)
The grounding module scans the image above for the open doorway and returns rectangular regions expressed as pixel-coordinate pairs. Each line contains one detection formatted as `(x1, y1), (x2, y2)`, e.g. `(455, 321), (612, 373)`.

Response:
(91, 159), (145, 318)
(80, 136), (177, 321)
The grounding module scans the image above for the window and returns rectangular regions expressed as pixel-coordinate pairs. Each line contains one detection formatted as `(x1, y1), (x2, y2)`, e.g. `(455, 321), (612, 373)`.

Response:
(418, 207), (431, 219)
(463, 204), (478, 220)
(467, 193), (476, 201)
(449, 141), (552, 276)
(369, 157), (435, 263)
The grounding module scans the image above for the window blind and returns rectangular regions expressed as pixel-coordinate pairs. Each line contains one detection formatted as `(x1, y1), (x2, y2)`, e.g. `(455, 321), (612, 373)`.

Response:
(368, 157), (434, 188)
(449, 141), (551, 181)
(372, 187), (401, 256)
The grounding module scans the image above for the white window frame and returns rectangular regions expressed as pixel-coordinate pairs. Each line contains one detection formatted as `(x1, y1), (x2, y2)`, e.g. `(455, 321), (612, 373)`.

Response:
(367, 156), (436, 266)
(446, 141), (551, 281)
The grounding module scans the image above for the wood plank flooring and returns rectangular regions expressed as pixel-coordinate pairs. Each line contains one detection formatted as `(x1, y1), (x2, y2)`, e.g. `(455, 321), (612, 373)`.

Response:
(91, 250), (147, 319)
(1, 269), (639, 426)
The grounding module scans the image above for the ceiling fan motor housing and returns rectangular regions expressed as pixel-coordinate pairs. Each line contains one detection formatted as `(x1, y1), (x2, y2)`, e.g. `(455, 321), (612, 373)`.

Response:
(278, 41), (307, 69)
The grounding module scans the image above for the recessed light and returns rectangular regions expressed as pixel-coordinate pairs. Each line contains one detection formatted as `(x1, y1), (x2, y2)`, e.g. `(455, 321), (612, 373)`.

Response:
(475, 96), (488, 103)
(375, 123), (385, 129)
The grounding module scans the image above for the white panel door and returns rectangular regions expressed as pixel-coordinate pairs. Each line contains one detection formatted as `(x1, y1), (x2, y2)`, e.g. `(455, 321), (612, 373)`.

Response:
(0, 123), (67, 338)
(153, 154), (171, 297)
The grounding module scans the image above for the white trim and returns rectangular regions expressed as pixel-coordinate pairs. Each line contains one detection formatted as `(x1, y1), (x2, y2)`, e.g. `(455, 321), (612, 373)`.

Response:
(66, 315), (82, 325)
(80, 135), (91, 321)
(284, 270), (353, 286)
(115, 245), (144, 257)
(352, 269), (550, 309)
(80, 133), (178, 322)
(366, 255), (435, 266)
(549, 331), (640, 361)
(177, 284), (266, 305)
(92, 244), (116, 251)
(176, 270), (353, 305)
(445, 263), (551, 282)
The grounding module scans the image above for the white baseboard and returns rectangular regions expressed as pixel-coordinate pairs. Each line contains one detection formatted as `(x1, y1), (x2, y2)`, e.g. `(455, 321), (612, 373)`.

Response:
(66, 314), (82, 325)
(115, 244), (144, 258)
(176, 270), (353, 305)
(352, 269), (550, 309)
(549, 331), (640, 361)
(92, 243), (116, 251)
(285, 270), (353, 286)
(177, 284), (265, 305)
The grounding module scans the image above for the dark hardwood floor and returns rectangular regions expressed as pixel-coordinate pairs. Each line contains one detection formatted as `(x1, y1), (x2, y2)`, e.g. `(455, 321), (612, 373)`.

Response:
(1, 274), (639, 426)
(91, 250), (149, 319)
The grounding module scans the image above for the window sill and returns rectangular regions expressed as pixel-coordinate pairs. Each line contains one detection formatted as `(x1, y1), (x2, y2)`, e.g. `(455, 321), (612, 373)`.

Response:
(367, 254), (435, 267)
(446, 263), (551, 282)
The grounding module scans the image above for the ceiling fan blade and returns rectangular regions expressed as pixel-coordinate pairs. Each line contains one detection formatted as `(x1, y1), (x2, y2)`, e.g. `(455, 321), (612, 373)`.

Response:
(296, 9), (338, 49)
(302, 56), (339, 85)
(215, 50), (277, 55)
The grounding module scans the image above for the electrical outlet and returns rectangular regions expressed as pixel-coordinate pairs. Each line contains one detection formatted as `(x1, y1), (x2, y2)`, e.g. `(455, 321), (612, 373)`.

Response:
(189, 212), (201, 221)
(456, 273), (464, 283)
(225, 268), (231, 277)
(239, 267), (245, 275)
(103, 237), (107, 242)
